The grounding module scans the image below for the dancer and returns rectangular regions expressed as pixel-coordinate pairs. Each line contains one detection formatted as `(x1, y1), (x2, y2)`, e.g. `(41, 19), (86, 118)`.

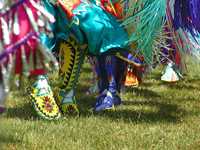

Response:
(0, 0), (61, 119)
(50, 0), (167, 112)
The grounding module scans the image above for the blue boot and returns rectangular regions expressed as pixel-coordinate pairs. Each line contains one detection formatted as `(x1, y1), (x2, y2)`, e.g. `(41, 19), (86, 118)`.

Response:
(94, 90), (121, 109)
(94, 55), (123, 112)
(94, 91), (115, 112)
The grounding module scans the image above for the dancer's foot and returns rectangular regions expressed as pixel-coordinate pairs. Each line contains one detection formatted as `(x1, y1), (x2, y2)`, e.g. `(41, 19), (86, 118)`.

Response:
(55, 89), (79, 114)
(29, 75), (61, 120)
(94, 91), (122, 112)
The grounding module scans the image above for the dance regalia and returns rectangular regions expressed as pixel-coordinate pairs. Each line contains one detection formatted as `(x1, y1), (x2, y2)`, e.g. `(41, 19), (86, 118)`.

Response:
(14, 0), (198, 116)
(42, 0), (129, 112)
(159, 0), (200, 82)
(58, 0), (128, 55)
(0, 0), (61, 119)
(122, 0), (199, 83)
(44, 0), (171, 112)
(167, 0), (200, 60)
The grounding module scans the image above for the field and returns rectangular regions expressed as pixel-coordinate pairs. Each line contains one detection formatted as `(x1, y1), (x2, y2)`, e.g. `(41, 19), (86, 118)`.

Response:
(0, 59), (200, 150)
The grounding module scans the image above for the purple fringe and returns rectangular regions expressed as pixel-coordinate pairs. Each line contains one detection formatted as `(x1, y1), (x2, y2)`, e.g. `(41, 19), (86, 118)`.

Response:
(173, 0), (200, 34)
(0, 32), (38, 61)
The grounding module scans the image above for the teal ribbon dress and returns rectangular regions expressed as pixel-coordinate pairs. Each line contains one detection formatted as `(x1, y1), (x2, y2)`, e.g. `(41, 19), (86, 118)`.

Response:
(70, 0), (129, 55)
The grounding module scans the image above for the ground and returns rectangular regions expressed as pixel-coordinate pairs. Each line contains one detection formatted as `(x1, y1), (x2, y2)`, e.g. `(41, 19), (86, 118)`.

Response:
(0, 58), (200, 150)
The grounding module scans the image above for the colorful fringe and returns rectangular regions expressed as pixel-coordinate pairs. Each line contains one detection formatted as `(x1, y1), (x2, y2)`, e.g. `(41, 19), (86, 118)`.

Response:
(166, 0), (200, 60)
(0, 0), (58, 91)
(0, 0), (60, 119)
(55, 37), (85, 114)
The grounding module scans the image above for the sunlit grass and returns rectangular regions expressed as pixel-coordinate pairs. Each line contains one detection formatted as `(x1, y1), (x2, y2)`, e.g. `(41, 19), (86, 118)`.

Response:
(0, 58), (200, 150)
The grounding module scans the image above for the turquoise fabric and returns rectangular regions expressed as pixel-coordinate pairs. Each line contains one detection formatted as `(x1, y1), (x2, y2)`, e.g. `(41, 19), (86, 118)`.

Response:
(70, 1), (129, 55)
(42, 1), (128, 55)
(40, 1), (70, 50)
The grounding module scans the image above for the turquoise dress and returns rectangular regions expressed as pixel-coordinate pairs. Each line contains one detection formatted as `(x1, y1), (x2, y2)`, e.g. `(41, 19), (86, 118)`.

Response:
(70, 1), (129, 55)
(42, 1), (128, 55)
(40, 0), (70, 50)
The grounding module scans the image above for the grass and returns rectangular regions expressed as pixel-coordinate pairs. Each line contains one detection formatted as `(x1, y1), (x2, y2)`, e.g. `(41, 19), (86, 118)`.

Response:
(0, 58), (200, 150)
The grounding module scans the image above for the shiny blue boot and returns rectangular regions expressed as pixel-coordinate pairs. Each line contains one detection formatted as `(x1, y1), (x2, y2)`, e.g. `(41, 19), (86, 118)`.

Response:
(94, 55), (123, 112)
(94, 91), (115, 112)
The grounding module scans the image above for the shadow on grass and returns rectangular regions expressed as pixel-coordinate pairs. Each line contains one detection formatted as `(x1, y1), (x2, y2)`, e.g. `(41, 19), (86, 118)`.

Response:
(155, 81), (200, 92)
(75, 85), (187, 124)
(5, 83), (188, 124)
(5, 94), (188, 124)
(0, 135), (21, 146)
(124, 87), (161, 99)
(6, 102), (38, 121)
(78, 98), (187, 124)
(120, 100), (186, 123)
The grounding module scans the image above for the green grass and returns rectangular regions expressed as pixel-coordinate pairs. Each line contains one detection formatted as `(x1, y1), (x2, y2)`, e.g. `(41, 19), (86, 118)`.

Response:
(1, 59), (200, 150)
